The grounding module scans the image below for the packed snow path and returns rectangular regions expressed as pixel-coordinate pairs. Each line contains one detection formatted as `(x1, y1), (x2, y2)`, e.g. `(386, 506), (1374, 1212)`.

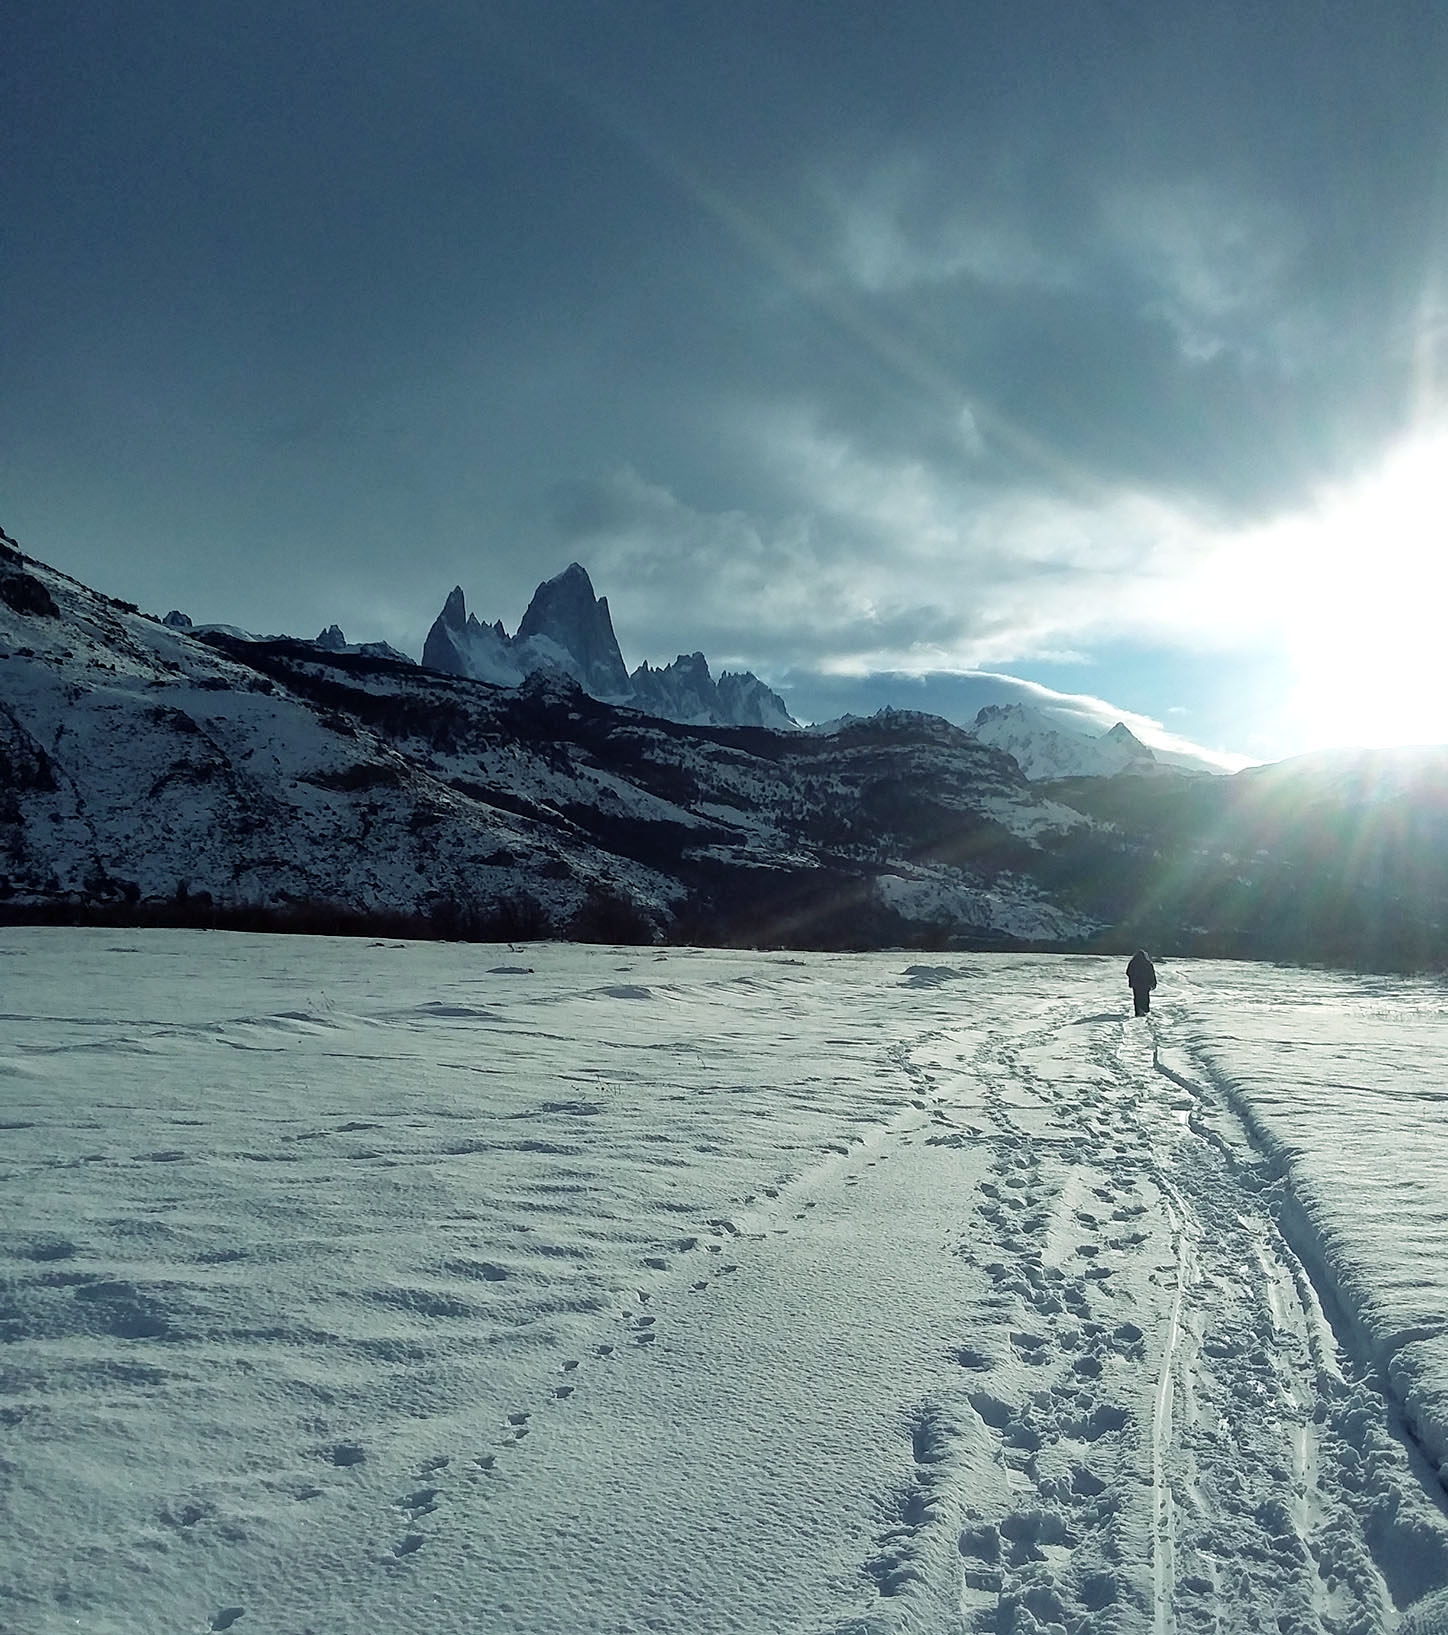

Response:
(4, 934), (1448, 1633)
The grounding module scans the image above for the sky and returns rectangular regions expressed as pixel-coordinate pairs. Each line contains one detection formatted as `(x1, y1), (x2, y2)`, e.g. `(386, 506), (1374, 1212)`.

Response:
(4, 2), (1447, 768)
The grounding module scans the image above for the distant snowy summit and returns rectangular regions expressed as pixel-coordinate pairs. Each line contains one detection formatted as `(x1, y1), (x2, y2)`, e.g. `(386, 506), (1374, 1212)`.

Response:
(970, 703), (1168, 781)
(422, 562), (797, 731)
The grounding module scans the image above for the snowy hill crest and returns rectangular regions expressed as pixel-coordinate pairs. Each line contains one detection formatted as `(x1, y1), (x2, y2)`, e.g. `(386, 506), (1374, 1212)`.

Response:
(971, 702), (1160, 780)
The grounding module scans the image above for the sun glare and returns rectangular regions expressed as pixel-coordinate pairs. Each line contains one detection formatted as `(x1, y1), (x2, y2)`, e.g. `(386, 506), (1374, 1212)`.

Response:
(1276, 429), (1448, 751)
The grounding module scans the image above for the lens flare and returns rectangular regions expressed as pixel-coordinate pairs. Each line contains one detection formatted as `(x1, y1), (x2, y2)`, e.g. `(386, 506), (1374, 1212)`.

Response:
(1275, 429), (1448, 750)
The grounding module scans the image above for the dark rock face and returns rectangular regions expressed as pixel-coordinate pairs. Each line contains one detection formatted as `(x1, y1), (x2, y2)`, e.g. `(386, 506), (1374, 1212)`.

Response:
(421, 585), (504, 679)
(515, 564), (632, 699)
(0, 570), (59, 619)
(421, 587), (465, 673)
(630, 652), (717, 722)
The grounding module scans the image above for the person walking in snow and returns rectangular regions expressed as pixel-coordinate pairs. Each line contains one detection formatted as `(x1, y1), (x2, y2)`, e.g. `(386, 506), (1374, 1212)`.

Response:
(1126, 948), (1156, 1016)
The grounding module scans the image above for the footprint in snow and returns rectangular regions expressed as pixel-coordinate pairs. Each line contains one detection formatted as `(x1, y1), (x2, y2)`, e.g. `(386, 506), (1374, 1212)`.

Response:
(1010, 1331), (1050, 1365)
(396, 1487), (440, 1518)
(952, 1346), (993, 1371)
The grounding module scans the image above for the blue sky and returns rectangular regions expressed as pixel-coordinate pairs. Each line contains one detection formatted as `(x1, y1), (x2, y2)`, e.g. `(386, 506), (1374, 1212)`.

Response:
(4, 2), (1446, 765)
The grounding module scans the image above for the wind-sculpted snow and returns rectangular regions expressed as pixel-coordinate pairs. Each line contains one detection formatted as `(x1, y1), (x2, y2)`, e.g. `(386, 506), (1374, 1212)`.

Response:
(5, 931), (1448, 1633)
(1160, 964), (1448, 1475)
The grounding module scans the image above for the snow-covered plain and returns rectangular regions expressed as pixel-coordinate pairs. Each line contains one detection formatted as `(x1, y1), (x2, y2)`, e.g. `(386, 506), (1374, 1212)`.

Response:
(5, 932), (1448, 1634)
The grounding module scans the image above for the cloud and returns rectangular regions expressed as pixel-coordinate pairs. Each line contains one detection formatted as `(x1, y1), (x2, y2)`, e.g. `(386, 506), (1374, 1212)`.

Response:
(822, 153), (1075, 298)
(772, 667), (1252, 774)
(1096, 179), (1302, 364)
(539, 413), (1290, 686)
(535, 403), (1448, 769)
(7, 1), (1445, 770)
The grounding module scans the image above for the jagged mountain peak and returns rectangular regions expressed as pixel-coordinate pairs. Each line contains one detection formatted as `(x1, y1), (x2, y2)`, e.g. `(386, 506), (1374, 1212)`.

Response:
(1102, 721), (1152, 755)
(546, 561), (594, 590)
(516, 561), (602, 630)
(514, 563), (630, 699)
(422, 567), (796, 731)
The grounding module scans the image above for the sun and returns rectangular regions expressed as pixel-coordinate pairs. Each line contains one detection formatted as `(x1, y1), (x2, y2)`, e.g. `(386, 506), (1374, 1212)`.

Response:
(1274, 429), (1448, 752)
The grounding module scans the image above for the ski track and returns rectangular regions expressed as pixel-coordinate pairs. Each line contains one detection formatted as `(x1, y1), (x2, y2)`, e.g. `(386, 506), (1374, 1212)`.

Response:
(5, 939), (1448, 1632)
(857, 991), (1448, 1634)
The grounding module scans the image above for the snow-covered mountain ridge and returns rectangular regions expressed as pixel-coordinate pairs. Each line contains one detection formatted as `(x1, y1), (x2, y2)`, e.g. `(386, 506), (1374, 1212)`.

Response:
(422, 564), (797, 731)
(5, 526), (1448, 964)
(0, 528), (1089, 948)
(971, 702), (1173, 780)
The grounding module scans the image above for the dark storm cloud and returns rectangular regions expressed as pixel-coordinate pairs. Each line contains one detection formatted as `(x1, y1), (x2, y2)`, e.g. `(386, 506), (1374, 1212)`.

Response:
(4, 1), (1447, 757)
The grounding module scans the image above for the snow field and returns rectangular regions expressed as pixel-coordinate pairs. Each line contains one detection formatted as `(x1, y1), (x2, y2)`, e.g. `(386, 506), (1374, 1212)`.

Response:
(3, 934), (1448, 1632)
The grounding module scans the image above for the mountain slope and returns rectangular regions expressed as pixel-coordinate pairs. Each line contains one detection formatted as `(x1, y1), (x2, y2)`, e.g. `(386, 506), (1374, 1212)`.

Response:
(0, 530), (1090, 948)
(6, 529), (1447, 965)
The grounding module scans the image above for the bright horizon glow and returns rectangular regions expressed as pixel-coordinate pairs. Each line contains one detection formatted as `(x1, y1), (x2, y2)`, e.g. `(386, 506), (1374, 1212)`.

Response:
(1272, 427), (1448, 752)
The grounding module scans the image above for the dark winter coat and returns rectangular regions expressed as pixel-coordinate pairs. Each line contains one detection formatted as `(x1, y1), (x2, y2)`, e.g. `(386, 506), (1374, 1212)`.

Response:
(1126, 950), (1156, 993)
